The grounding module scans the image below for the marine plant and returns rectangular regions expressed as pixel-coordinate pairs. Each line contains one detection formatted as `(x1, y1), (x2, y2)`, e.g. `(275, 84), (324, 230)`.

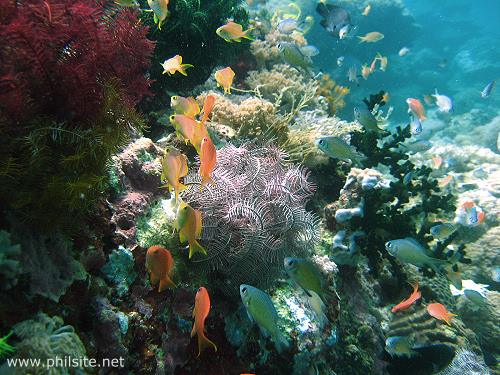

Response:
(0, 332), (14, 358)
(0, 0), (154, 229)
(141, 0), (249, 102)
(181, 142), (320, 293)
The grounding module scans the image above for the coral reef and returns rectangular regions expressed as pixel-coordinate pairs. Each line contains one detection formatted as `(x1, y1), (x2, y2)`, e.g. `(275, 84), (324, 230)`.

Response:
(0, 230), (21, 290)
(109, 137), (163, 246)
(101, 246), (137, 298)
(7, 313), (87, 375)
(461, 226), (500, 285)
(437, 348), (491, 375)
(182, 142), (320, 292)
(316, 74), (350, 116)
(11, 223), (86, 302)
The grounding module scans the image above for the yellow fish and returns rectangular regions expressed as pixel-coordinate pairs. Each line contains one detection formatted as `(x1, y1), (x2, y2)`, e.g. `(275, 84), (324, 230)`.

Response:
(161, 55), (193, 76)
(169, 115), (208, 154)
(358, 31), (384, 43)
(216, 21), (254, 42)
(214, 67), (235, 94)
(147, 0), (169, 29)
(160, 147), (188, 201)
(171, 96), (200, 118)
(175, 201), (207, 258)
(361, 64), (372, 79)
(362, 4), (371, 16)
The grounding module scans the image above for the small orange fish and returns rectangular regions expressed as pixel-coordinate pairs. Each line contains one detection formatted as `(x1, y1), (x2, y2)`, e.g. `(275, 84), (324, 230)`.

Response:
(176, 201), (207, 258)
(376, 53), (388, 71)
(461, 201), (485, 225)
(438, 174), (453, 188)
(216, 21), (253, 43)
(362, 4), (371, 16)
(391, 283), (421, 313)
(426, 302), (457, 325)
(161, 55), (193, 76)
(358, 31), (384, 43)
(432, 155), (443, 169)
(191, 287), (218, 357)
(361, 64), (372, 79)
(160, 147), (188, 201)
(170, 114), (197, 145)
(382, 92), (390, 103)
(215, 67), (235, 94)
(171, 96), (200, 118)
(200, 94), (216, 126)
(199, 137), (216, 188)
(406, 98), (426, 120)
(146, 246), (176, 292)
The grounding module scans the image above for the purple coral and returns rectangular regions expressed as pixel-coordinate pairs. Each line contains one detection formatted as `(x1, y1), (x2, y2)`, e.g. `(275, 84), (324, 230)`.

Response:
(182, 142), (320, 292)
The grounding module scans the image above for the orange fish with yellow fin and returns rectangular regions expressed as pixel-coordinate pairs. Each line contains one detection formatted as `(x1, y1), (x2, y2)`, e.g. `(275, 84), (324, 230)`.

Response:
(145, 245), (176, 292)
(191, 287), (218, 357)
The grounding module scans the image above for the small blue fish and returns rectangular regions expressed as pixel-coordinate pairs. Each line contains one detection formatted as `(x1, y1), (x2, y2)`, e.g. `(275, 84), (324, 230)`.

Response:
(430, 223), (456, 240)
(481, 80), (496, 98)
(410, 116), (422, 135)
(277, 18), (303, 34)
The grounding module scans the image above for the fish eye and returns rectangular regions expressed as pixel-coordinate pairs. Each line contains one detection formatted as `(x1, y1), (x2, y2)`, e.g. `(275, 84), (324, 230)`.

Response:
(172, 96), (177, 100)
(169, 115), (175, 121)
(242, 287), (247, 293)
(319, 139), (325, 145)
(387, 242), (392, 248)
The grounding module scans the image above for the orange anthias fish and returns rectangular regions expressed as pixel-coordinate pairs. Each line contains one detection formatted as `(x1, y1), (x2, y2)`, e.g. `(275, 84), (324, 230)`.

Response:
(145, 245), (176, 292)
(406, 98), (426, 120)
(170, 114), (208, 153)
(361, 64), (372, 79)
(171, 96), (200, 118)
(176, 201), (207, 258)
(358, 31), (384, 43)
(191, 287), (218, 357)
(160, 147), (188, 201)
(200, 94), (216, 126)
(391, 283), (421, 313)
(216, 21), (254, 43)
(147, 0), (169, 29)
(438, 174), (453, 187)
(362, 4), (371, 16)
(161, 55), (193, 76)
(432, 155), (443, 169)
(426, 302), (457, 325)
(199, 136), (216, 188)
(215, 67), (235, 94)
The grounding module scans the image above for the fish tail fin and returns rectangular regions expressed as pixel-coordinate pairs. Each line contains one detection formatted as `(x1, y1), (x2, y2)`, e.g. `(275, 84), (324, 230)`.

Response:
(357, 36), (367, 43)
(243, 28), (254, 40)
(306, 291), (329, 328)
(272, 330), (290, 354)
(189, 240), (207, 259)
(179, 64), (194, 76)
(197, 331), (217, 357)
(159, 275), (176, 292)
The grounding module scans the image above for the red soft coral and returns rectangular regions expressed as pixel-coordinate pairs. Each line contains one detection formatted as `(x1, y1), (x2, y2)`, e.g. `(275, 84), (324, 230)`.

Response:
(0, 0), (154, 123)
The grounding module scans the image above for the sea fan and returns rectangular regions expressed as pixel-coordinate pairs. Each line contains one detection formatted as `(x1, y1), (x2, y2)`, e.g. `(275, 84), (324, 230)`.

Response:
(182, 142), (320, 293)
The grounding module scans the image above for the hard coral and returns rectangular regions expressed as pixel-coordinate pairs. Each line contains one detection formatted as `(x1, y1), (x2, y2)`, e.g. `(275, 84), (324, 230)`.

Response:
(182, 142), (320, 293)
(10, 313), (87, 375)
(316, 74), (350, 116)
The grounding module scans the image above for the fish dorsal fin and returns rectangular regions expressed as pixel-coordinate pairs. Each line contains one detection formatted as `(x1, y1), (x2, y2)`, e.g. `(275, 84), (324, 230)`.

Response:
(434, 88), (439, 96)
(404, 237), (425, 249)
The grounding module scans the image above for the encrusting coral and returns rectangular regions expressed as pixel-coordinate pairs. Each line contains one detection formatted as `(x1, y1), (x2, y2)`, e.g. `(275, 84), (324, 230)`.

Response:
(181, 142), (320, 293)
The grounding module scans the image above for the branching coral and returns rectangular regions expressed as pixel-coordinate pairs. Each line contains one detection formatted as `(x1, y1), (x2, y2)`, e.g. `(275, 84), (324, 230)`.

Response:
(181, 142), (320, 293)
